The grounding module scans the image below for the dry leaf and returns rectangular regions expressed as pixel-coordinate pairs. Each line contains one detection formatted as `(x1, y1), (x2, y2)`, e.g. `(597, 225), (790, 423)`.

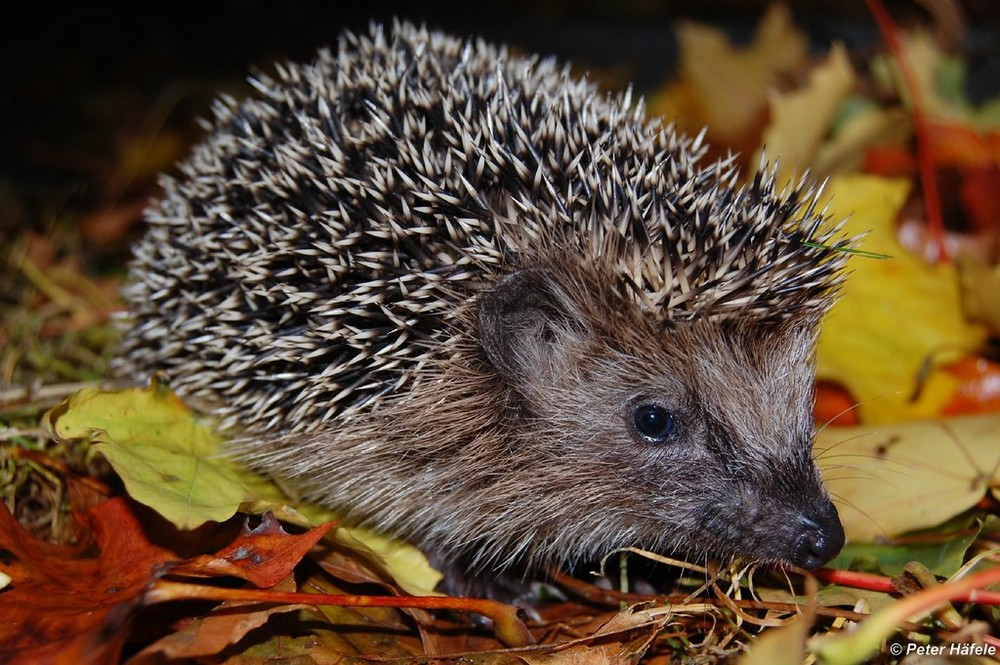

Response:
(739, 618), (808, 665)
(662, 4), (807, 148)
(0, 498), (174, 664)
(817, 412), (1000, 541)
(0, 493), (337, 664)
(520, 605), (670, 665)
(756, 42), (855, 181)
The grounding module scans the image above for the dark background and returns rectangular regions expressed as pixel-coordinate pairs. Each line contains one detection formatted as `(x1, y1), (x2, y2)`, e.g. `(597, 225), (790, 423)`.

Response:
(3, 0), (998, 241)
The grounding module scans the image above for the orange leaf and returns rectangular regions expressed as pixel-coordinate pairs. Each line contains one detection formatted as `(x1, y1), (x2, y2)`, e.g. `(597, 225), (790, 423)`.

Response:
(941, 356), (1000, 415)
(862, 145), (915, 177)
(0, 498), (176, 664)
(813, 379), (861, 427)
(925, 121), (1000, 168)
(168, 513), (333, 588)
(0, 497), (335, 664)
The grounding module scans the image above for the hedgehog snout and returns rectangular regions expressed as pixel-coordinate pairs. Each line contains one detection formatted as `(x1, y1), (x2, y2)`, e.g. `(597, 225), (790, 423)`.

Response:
(789, 501), (845, 569)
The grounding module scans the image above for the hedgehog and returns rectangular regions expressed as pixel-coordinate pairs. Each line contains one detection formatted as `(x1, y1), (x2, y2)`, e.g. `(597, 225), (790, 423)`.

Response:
(117, 21), (849, 595)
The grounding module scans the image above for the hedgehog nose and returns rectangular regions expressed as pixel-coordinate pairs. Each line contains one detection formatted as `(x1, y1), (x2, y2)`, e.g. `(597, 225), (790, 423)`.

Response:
(790, 502), (845, 569)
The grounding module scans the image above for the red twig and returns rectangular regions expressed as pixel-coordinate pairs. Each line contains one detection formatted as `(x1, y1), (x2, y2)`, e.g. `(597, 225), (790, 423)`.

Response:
(813, 567), (1000, 606)
(813, 567), (898, 593)
(145, 579), (534, 647)
(864, 0), (949, 262)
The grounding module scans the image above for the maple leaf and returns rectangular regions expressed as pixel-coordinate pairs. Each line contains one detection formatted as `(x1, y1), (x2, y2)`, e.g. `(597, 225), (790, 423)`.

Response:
(647, 4), (808, 157)
(755, 42), (855, 182)
(0, 498), (174, 665)
(0, 497), (333, 664)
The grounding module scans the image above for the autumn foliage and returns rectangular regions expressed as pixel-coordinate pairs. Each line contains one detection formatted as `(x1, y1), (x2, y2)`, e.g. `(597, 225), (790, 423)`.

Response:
(2, 2), (1000, 663)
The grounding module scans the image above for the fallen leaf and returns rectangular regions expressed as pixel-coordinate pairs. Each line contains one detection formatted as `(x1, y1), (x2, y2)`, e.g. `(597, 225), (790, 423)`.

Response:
(756, 42), (855, 182)
(939, 355), (1000, 415)
(814, 105), (911, 176)
(0, 490), (343, 665)
(817, 412), (1000, 541)
(521, 604), (670, 664)
(42, 382), (445, 603)
(79, 199), (147, 251)
(828, 519), (980, 577)
(814, 379), (862, 427)
(332, 526), (443, 597)
(169, 512), (333, 587)
(129, 518), (335, 664)
(656, 5), (807, 152)
(43, 380), (257, 528)
(814, 175), (988, 423)
(300, 571), (431, 660)
(128, 597), (314, 664)
(738, 618), (808, 665)
(809, 566), (1000, 664)
(874, 31), (969, 124)
(0, 497), (175, 664)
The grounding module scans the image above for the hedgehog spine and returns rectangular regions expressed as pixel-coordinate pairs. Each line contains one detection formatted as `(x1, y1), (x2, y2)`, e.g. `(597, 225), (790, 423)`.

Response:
(118, 21), (849, 584)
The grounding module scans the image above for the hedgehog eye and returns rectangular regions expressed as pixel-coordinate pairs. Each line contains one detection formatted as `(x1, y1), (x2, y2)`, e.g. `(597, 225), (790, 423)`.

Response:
(632, 404), (678, 443)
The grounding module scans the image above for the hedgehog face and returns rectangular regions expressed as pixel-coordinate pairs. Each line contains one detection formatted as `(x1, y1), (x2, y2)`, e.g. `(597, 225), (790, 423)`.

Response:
(626, 319), (845, 570)
(477, 267), (844, 570)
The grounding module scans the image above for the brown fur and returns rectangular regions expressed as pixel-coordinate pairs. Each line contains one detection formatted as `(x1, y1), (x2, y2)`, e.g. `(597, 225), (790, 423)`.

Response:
(118, 22), (847, 591)
(237, 252), (840, 581)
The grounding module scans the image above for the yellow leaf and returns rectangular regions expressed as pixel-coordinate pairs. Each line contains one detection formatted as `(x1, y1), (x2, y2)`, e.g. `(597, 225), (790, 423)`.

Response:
(44, 381), (444, 593)
(336, 527), (443, 597)
(815, 175), (987, 423)
(739, 619), (808, 665)
(812, 106), (911, 176)
(45, 379), (217, 456)
(667, 4), (807, 145)
(296, 504), (443, 597)
(958, 255), (1000, 332)
(817, 413), (1000, 542)
(757, 42), (855, 182)
(44, 380), (257, 529)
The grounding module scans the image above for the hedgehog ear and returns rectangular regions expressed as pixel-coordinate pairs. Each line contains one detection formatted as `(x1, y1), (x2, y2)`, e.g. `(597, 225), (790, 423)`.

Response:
(478, 269), (585, 383)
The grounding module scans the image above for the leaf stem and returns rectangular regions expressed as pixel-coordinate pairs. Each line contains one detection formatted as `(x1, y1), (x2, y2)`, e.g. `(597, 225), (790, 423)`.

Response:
(864, 0), (949, 263)
(145, 579), (534, 648)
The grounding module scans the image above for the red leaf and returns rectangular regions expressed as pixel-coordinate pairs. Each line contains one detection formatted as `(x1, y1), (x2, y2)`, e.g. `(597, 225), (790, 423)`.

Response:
(0, 497), (176, 664)
(813, 379), (861, 427)
(168, 513), (333, 588)
(942, 356), (1000, 415)
(0, 498), (334, 664)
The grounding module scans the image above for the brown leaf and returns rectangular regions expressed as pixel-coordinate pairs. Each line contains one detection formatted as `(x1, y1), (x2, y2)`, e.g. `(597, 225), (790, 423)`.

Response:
(128, 576), (314, 664)
(521, 605), (669, 664)
(0, 496), (337, 664)
(168, 513), (333, 588)
(79, 199), (148, 252)
(0, 497), (176, 664)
